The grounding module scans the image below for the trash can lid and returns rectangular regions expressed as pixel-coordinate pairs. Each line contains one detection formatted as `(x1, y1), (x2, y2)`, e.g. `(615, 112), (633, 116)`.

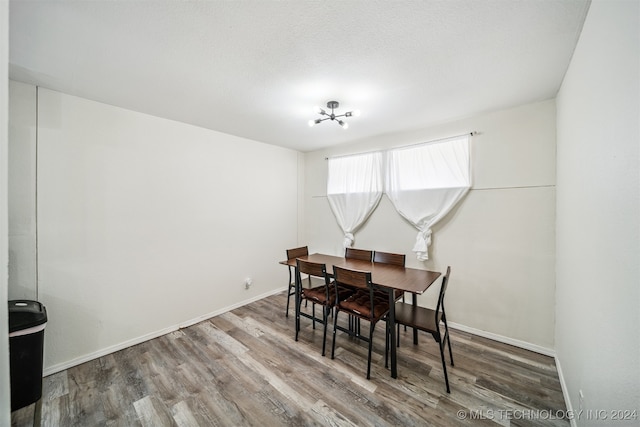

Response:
(8, 300), (48, 333)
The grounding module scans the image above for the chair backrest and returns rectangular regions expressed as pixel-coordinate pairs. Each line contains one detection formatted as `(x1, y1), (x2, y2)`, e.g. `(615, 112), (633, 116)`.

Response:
(287, 246), (309, 260)
(296, 259), (331, 285)
(436, 266), (451, 315)
(345, 247), (373, 262)
(373, 251), (405, 266)
(332, 265), (372, 290)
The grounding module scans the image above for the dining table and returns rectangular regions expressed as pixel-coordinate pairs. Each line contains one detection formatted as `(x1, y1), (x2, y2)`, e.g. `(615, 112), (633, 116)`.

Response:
(280, 253), (441, 379)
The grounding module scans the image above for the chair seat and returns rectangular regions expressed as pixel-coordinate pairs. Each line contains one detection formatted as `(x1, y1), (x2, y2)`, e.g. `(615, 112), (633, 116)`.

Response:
(303, 283), (353, 306)
(340, 289), (390, 320)
(302, 285), (333, 305)
(394, 302), (442, 333)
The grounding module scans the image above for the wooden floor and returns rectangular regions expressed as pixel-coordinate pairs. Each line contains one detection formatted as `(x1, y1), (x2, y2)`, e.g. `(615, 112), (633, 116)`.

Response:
(12, 291), (569, 426)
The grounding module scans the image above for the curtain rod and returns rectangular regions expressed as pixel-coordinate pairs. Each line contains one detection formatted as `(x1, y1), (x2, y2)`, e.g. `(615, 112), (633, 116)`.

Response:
(324, 131), (476, 160)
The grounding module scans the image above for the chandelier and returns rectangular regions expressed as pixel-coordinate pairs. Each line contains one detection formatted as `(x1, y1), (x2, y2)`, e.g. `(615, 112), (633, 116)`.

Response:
(308, 101), (360, 129)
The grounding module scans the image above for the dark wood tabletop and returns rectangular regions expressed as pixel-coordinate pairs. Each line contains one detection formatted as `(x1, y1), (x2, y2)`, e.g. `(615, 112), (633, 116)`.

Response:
(280, 253), (441, 295)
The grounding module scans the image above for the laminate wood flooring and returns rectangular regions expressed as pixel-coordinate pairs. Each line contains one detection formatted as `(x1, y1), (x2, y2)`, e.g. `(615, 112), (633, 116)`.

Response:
(11, 291), (569, 426)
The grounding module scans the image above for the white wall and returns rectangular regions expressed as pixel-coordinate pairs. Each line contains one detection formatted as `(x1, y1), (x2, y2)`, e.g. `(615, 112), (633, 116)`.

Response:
(9, 84), (300, 373)
(304, 100), (557, 351)
(8, 81), (37, 300)
(1, 0), (12, 422)
(556, 0), (640, 424)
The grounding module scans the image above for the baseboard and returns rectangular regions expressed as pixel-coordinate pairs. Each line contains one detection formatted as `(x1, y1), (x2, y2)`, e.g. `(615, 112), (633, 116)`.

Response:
(177, 286), (286, 329)
(43, 286), (286, 376)
(554, 356), (577, 427)
(447, 321), (556, 357)
(43, 325), (179, 376)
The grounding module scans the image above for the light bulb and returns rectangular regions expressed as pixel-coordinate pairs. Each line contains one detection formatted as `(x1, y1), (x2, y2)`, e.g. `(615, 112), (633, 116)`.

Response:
(352, 109), (361, 117)
(339, 120), (348, 129)
(313, 105), (322, 114)
(308, 119), (316, 127)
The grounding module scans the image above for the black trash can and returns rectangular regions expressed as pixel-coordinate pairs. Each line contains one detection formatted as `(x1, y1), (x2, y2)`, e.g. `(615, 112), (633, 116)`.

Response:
(8, 300), (47, 412)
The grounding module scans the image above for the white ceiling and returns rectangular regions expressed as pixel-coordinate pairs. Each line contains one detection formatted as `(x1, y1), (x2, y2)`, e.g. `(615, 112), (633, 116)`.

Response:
(9, 0), (590, 152)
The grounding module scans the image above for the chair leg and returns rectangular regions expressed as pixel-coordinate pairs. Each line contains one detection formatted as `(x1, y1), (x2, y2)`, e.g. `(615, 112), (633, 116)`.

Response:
(295, 295), (301, 342)
(367, 322), (376, 380)
(402, 293), (407, 331)
(322, 306), (328, 356)
(331, 310), (339, 359)
(443, 317), (454, 366)
(285, 287), (290, 317)
(286, 267), (293, 317)
(312, 303), (316, 329)
(439, 339), (451, 393)
(385, 321), (389, 369)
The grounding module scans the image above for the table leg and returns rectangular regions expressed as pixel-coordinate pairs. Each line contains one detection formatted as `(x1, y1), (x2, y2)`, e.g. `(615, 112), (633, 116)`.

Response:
(389, 288), (397, 378)
(412, 293), (419, 345)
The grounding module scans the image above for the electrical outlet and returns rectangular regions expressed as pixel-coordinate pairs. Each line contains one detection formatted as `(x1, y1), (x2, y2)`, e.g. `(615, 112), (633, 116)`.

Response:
(579, 390), (584, 412)
(245, 278), (253, 289)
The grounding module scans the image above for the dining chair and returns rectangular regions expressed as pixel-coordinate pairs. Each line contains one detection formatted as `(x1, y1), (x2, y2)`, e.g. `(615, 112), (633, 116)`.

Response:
(295, 259), (351, 356)
(331, 265), (390, 379)
(373, 251), (407, 342)
(344, 248), (373, 333)
(373, 250), (406, 301)
(285, 246), (309, 317)
(345, 247), (373, 261)
(392, 266), (454, 393)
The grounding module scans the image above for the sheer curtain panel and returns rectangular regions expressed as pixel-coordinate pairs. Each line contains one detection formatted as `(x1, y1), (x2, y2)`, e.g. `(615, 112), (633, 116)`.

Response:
(327, 152), (383, 248)
(386, 135), (471, 260)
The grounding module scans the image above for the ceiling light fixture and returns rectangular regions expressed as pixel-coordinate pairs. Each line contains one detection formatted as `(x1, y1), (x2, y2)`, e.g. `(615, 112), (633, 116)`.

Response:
(308, 101), (360, 129)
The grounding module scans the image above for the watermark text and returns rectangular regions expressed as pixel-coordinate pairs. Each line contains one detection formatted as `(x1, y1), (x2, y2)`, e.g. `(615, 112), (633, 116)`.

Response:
(456, 408), (638, 422)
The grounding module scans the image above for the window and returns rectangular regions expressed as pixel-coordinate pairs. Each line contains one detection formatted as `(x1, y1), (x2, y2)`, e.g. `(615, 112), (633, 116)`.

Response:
(327, 152), (383, 248)
(325, 134), (472, 258)
(386, 135), (471, 260)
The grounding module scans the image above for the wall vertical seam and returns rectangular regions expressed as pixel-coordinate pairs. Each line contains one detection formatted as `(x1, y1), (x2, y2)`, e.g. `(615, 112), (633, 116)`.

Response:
(35, 86), (39, 300)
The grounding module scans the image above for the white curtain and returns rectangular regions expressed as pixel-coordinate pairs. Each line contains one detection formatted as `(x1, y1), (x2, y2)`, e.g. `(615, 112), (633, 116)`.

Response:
(386, 135), (471, 260)
(327, 152), (383, 248)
